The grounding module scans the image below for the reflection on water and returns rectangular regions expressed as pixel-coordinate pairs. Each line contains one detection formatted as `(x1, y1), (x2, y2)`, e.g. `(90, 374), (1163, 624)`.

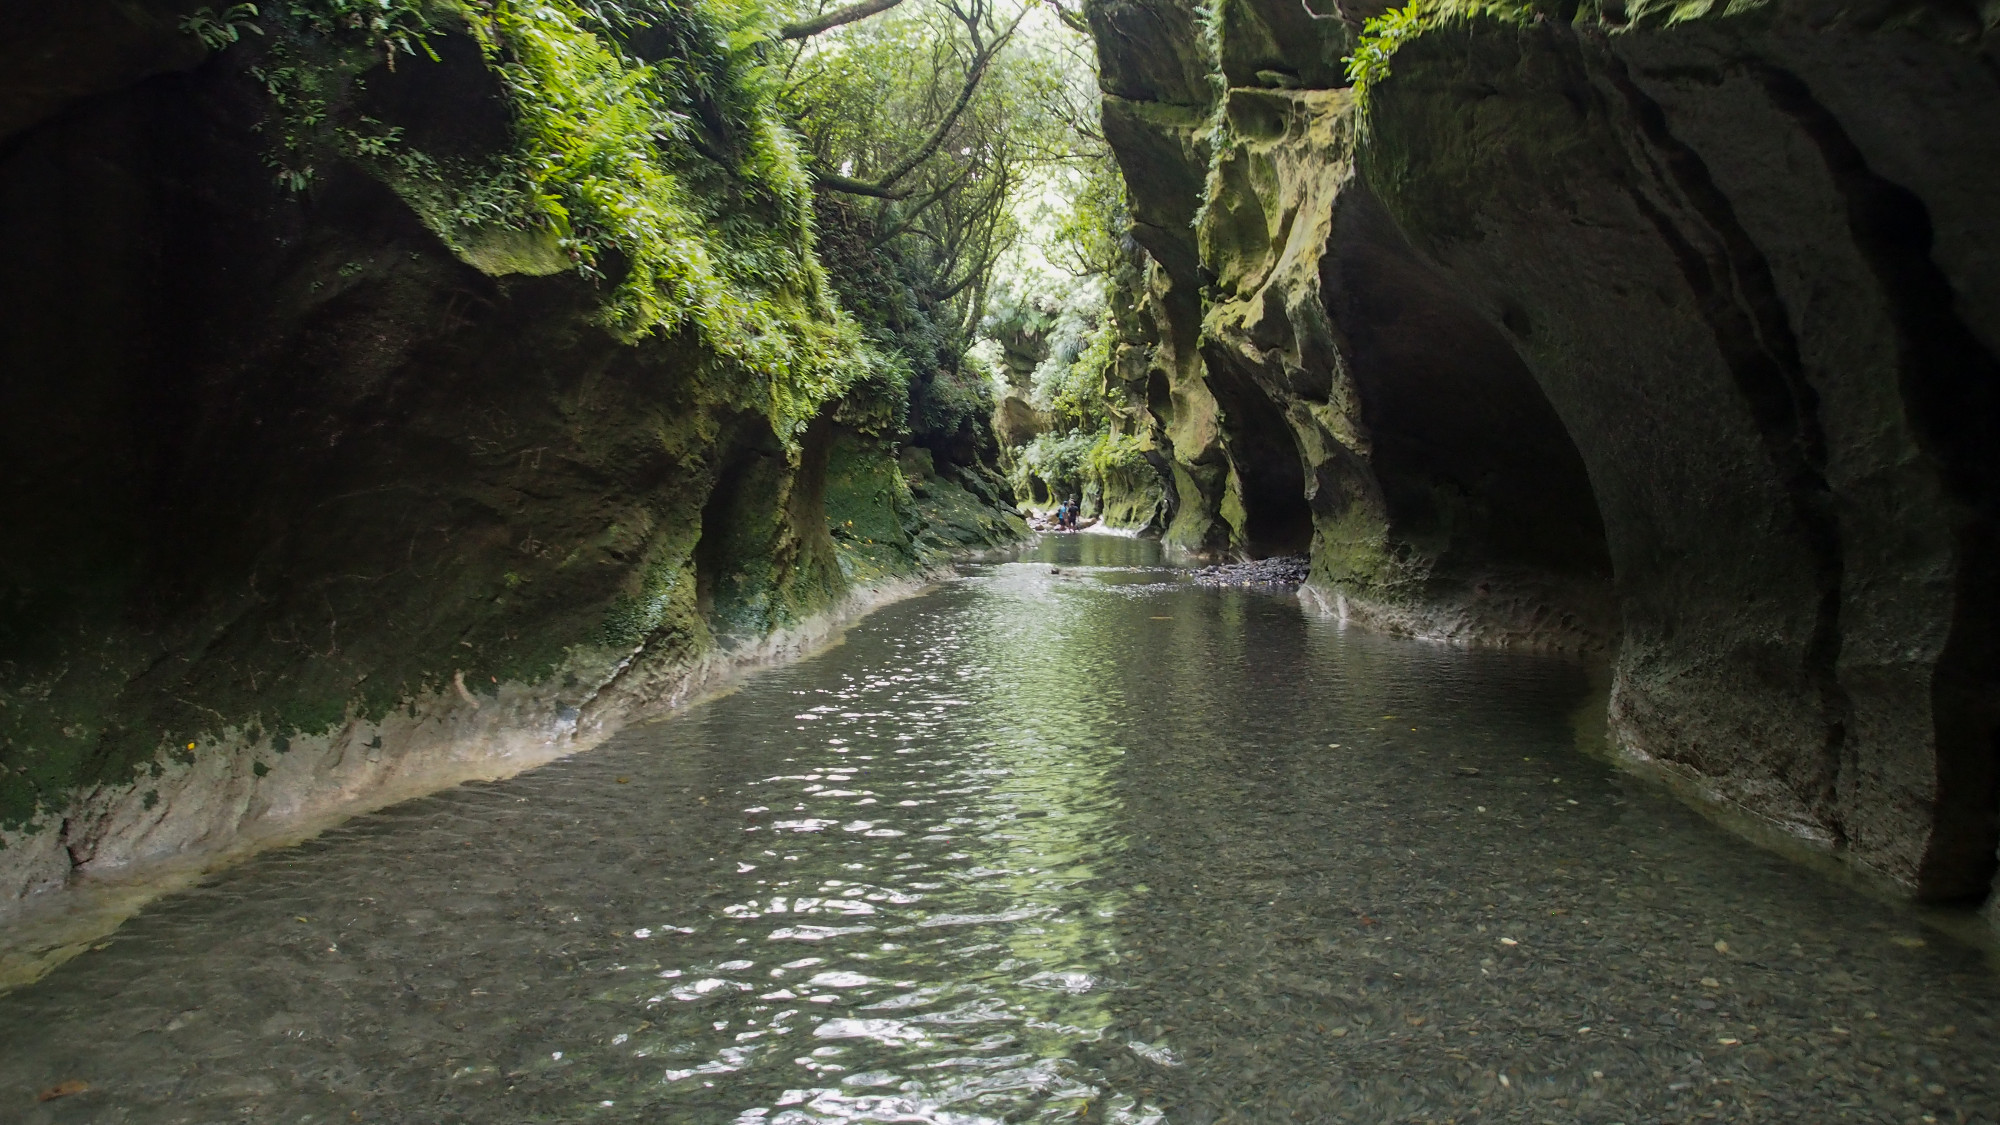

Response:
(2, 533), (1995, 1123)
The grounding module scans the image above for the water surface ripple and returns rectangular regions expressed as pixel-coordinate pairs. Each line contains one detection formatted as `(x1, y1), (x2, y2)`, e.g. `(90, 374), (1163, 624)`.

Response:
(2, 535), (1995, 1123)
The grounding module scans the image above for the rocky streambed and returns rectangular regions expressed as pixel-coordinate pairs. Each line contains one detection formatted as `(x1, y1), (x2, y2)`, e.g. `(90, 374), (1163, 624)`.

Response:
(1, 536), (1993, 1123)
(1188, 555), (1310, 591)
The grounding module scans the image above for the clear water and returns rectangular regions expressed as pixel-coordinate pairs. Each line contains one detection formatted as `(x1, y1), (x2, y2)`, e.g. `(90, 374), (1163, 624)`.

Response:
(2, 535), (1995, 1124)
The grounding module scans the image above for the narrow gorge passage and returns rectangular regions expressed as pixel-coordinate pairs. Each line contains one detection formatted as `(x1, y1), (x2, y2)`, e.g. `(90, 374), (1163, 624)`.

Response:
(3, 536), (1993, 1123)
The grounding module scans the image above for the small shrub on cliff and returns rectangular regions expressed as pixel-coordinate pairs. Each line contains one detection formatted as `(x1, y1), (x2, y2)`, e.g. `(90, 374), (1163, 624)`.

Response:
(465, 0), (871, 429)
(288, 0), (440, 66)
(912, 364), (996, 442)
(1344, 1), (1438, 96)
(181, 4), (265, 51)
(1013, 429), (1142, 503)
(1032, 317), (1114, 431)
(1086, 430), (1148, 478)
(1343, 0), (1542, 105)
(1016, 430), (1094, 498)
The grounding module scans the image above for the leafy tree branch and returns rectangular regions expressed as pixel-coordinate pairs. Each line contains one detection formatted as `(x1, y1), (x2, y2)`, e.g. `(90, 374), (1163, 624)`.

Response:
(779, 0), (909, 38)
(811, 0), (1026, 197)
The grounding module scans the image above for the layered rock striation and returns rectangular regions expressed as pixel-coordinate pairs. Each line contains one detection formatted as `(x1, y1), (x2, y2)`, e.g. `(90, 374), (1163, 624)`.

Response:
(1086, 0), (2000, 909)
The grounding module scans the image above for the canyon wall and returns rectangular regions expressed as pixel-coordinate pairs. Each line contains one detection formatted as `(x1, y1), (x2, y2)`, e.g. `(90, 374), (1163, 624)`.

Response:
(0, 1), (1022, 934)
(1087, 0), (2000, 911)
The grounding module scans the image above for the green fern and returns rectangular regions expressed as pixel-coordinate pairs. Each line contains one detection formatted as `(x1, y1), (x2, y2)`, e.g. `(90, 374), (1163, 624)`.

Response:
(1343, 0), (1542, 104)
(1343, 1), (1440, 100)
(180, 3), (264, 51)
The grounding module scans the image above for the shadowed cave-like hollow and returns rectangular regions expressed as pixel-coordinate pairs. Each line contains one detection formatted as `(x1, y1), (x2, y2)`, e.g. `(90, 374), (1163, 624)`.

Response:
(1322, 181), (1616, 619)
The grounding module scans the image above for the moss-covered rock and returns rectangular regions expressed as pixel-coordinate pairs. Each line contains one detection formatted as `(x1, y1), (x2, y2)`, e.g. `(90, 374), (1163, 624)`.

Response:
(0, 0), (1021, 925)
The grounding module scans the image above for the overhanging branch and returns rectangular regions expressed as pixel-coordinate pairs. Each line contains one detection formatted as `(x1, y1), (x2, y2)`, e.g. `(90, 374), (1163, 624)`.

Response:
(936, 249), (1000, 301)
(1042, 0), (1091, 34)
(867, 162), (981, 247)
(813, 172), (913, 199)
(812, 7), (1025, 198)
(780, 0), (907, 39)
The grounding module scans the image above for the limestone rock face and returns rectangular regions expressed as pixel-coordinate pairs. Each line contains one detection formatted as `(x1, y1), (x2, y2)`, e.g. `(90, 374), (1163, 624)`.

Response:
(1088, 0), (2000, 904)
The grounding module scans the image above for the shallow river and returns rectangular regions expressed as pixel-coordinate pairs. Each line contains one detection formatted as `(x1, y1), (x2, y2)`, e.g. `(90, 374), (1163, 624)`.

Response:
(3, 535), (1997, 1124)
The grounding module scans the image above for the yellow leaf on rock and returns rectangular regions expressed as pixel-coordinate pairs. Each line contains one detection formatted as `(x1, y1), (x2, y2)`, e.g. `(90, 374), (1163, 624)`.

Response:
(37, 1081), (88, 1102)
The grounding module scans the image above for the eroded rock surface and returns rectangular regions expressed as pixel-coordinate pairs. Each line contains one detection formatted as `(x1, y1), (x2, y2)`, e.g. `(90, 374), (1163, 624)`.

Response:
(0, 3), (1023, 938)
(1086, 0), (1999, 906)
